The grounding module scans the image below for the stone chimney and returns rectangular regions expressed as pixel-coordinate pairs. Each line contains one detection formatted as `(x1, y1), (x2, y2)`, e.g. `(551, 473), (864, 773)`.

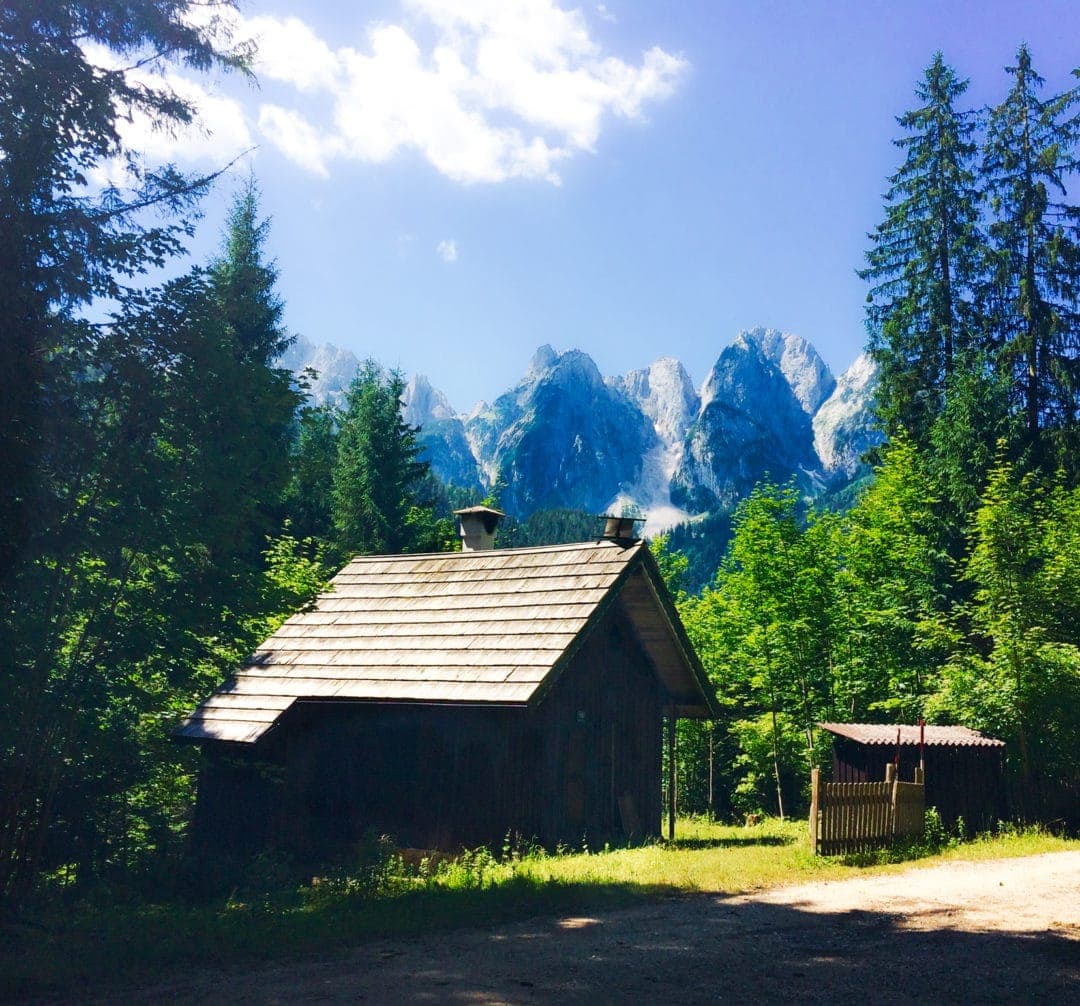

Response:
(453, 506), (505, 552)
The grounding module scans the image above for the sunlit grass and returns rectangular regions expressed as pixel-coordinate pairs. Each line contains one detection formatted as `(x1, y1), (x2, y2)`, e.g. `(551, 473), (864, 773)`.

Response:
(510, 816), (1075, 893)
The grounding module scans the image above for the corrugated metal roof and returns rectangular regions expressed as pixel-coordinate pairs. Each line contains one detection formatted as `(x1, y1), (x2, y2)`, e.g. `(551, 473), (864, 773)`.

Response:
(819, 722), (1005, 748)
(178, 540), (718, 744)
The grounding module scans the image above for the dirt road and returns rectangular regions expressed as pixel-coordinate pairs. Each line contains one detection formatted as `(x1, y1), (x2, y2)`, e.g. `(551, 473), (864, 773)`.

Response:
(136, 852), (1078, 1004)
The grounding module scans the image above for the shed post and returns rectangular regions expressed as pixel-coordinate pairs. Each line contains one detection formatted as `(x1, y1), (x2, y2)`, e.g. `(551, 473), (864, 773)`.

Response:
(666, 710), (676, 841)
(809, 767), (820, 855)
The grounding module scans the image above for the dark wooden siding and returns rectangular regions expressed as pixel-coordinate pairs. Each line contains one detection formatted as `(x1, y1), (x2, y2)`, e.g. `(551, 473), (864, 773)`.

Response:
(831, 738), (1006, 832)
(192, 604), (665, 859)
(532, 602), (662, 846)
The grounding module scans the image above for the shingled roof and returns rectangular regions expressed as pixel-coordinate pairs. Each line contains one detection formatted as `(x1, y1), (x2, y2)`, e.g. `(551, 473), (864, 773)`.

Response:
(819, 722), (1005, 748)
(178, 539), (718, 744)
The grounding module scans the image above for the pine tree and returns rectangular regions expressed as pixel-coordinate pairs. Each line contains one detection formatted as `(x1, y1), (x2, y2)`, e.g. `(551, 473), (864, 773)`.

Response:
(332, 363), (432, 556)
(983, 44), (1080, 471)
(283, 403), (340, 543)
(207, 179), (299, 562)
(861, 53), (985, 448)
(210, 176), (293, 365)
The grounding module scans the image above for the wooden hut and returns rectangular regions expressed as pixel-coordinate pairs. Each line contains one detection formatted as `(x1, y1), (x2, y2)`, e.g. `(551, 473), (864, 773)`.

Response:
(819, 722), (1006, 832)
(178, 511), (718, 859)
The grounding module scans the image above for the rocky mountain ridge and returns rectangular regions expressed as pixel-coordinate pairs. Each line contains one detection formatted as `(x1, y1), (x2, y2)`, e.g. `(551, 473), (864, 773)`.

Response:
(282, 327), (880, 533)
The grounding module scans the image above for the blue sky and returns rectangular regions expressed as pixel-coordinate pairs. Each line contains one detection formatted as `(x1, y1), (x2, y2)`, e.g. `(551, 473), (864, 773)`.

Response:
(124, 0), (1080, 412)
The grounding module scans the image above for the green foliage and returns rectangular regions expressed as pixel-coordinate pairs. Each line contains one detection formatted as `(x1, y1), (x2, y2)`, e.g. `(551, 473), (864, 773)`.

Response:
(498, 508), (600, 547)
(211, 176), (293, 365)
(282, 404), (339, 542)
(833, 438), (954, 720)
(930, 459), (1080, 817)
(862, 52), (985, 450)
(331, 362), (437, 557)
(983, 45), (1080, 466)
(665, 509), (735, 594)
(0, 0), (249, 585)
(649, 533), (689, 601)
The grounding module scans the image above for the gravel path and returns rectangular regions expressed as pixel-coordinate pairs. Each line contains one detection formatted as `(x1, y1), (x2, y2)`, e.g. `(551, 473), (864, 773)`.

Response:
(131, 851), (1079, 1004)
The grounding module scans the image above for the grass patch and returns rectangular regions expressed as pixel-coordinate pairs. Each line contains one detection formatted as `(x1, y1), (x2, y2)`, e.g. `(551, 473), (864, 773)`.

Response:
(4, 817), (1075, 1001)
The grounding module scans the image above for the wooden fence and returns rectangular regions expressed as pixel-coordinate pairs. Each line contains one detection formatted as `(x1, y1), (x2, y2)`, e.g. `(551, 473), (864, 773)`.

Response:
(810, 764), (925, 855)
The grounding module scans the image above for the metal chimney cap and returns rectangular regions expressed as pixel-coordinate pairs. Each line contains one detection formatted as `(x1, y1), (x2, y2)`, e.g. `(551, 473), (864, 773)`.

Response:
(599, 514), (645, 542)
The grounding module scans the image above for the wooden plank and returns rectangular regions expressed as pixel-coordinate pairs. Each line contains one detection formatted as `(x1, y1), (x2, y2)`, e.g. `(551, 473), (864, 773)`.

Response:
(223, 673), (537, 702)
(315, 588), (609, 612)
(255, 633), (579, 652)
(285, 605), (598, 626)
(248, 648), (564, 668)
(272, 616), (589, 637)
(237, 665), (520, 683)
(321, 574), (620, 600)
(331, 561), (631, 586)
(813, 772), (927, 855)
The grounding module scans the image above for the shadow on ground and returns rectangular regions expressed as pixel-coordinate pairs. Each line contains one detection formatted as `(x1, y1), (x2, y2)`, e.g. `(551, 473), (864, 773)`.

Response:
(78, 887), (1079, 1004)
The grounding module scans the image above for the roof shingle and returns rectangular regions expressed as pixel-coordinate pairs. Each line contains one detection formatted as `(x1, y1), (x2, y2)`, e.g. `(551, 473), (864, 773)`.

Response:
(178, 540), (717, 744)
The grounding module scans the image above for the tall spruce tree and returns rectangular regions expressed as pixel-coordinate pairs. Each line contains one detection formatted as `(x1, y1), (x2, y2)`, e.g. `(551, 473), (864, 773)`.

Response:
(983, 44), (1080, 471)
(332, 363), (432, 556)
(862, 53), (985, 448)
(210, 176), (293, 366)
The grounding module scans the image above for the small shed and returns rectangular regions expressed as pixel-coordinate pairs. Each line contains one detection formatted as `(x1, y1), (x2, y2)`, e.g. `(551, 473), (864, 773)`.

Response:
(819, 722), (1006, 832)
(178, 515), (718, 860)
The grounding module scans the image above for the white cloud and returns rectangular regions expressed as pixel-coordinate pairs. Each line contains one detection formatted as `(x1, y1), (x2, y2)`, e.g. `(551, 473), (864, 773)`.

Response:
(245, 0), (687, 184)
(258, 104), (333, 177)
(436, 239), (459, 262)
(243, 15), (344, 92)
(80, 41), (252, 183)
(80, 2), (687, 187)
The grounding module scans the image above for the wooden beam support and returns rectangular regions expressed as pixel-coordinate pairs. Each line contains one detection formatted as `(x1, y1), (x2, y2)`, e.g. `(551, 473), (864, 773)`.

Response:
(667, 709), (676, 841)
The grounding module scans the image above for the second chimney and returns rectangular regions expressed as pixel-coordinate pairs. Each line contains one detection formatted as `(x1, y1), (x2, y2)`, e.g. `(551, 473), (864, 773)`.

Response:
(453, 505), (505, 552)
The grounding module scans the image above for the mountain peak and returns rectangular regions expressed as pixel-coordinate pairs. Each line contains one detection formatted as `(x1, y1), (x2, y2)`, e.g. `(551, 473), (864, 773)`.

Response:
(741, 326), (835, 414)
(402, 374), (456, 427)
(528, 344), (559, 376)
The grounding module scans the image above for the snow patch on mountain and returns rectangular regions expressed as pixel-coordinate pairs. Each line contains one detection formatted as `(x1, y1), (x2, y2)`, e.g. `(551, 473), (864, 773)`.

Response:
(813, 352), (880, 477)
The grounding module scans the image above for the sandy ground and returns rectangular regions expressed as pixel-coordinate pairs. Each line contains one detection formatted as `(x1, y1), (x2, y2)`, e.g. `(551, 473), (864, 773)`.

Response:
(129, 852), (1078, 1004)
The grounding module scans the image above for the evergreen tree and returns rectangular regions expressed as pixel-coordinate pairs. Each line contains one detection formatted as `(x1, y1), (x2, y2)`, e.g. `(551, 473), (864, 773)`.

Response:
(206, 180), (299, 563)
(332, 363), (433, 556)
(283, 403), (340, 543)
(0, 0), (248, 586)
(0, 192), (299, 896)
(210, 176), (293, 365)
(983, 44), (1080, 471)
(862, 53), (985, 448)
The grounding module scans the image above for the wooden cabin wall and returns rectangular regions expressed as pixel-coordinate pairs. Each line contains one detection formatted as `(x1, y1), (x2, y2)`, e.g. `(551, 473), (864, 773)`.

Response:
(190, 745), (282, 858)
(274, 703), (539, 857)
(830, 739), (1006, 832)
(532, 605), (663, 847)
(192, 606), (667, 860)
